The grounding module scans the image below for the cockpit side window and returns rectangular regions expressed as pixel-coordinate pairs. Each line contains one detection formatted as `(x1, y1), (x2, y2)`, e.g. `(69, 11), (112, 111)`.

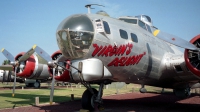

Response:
(119, 29), (128, 39)
(138, 20), (146, 30)
(119, 18), (137, 24)
(103, 21), (110, 34)
(146, 24), (152, 33)
(131, 33), (138, 43)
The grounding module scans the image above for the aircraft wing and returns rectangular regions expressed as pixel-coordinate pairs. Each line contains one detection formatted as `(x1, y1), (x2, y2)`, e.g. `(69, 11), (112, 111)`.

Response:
(0, 65), (13, 71)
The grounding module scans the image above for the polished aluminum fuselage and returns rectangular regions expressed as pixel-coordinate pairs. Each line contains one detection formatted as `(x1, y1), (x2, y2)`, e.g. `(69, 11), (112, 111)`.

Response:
(57, 14), (198, 88)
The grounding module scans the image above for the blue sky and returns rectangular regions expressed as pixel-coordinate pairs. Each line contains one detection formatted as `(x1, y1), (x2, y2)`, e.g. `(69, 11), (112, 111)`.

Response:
(0, 0), (200, 64)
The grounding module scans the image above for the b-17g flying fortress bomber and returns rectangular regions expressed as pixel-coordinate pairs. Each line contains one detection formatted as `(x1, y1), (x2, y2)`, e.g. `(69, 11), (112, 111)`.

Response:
(3, 4), (200, 111)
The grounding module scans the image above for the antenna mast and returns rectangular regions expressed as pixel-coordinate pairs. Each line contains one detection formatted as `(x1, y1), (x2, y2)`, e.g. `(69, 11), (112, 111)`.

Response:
(85, 4), (105, 14)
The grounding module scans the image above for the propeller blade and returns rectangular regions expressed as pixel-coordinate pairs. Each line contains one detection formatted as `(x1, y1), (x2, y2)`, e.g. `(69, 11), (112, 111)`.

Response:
(0, 65), (13, 71)
(18, 47), (35, 62)
(32, 45), (52, 62)
(12, 67), (17, 97)
(1, 48), (15, 62)
(50, 68), (55, 105)
(153, 30), (198, 50)
(56, 55), (67, 62)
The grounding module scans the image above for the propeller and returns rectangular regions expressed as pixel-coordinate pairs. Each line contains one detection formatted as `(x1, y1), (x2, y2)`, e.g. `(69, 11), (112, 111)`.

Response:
(33, 45), (72, 105)
(153, 30), (199, 51)
(1, 48), (15, 64)
(1, 47), (35, 97)
(32, 45), (56, 105)
(50, 68), (56, 105)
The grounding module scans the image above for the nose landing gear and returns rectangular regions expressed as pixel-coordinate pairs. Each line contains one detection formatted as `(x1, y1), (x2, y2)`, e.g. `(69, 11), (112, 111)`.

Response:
(81, 83), (104, 111)
(140, 84), (147, 93)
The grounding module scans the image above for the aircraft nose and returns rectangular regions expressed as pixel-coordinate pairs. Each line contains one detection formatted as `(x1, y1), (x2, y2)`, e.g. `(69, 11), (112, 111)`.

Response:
(56, 14), (94, 59)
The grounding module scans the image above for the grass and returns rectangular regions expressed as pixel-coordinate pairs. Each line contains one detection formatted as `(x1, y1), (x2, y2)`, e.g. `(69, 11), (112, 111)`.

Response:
(0, 82), (172, 109)
(0, 83), (85, 109)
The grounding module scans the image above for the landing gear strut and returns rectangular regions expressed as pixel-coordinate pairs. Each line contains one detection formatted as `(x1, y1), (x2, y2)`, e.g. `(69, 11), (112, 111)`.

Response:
(81, 83), (104, 111)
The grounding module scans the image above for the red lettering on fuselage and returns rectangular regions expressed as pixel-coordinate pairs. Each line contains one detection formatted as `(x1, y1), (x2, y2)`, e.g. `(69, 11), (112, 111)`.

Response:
(92, 43), (145, 67)
(92, 43), (133, 57)
(107, 53), (146, 67)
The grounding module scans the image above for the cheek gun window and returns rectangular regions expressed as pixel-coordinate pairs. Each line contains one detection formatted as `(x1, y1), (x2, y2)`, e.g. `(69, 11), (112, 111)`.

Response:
(103, 21), (110, 34)
(119, 29), (128, 39)
(131, 33), (138, 43)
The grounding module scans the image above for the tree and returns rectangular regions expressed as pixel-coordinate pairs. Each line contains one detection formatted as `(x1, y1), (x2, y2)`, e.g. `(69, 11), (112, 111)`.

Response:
(2, 60), (10, 65)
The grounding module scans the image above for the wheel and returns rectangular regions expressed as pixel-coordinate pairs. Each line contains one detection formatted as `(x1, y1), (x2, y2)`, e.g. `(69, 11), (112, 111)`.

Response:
(140, 88), (147, 93)
(34, 81), (40, 88)
(173, 88), (191, 98)
(81, 88), (98, 111)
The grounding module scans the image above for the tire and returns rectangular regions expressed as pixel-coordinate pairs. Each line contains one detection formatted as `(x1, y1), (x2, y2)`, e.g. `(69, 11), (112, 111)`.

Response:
(140, 88), (147, 93)
(173, 88), (191, 98)
(81, 88), (98, 111)
(34, 81), (40, 88)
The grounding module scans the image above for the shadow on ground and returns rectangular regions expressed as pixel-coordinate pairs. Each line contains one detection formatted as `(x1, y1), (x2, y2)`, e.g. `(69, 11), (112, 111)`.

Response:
(1, 92), (200, 112)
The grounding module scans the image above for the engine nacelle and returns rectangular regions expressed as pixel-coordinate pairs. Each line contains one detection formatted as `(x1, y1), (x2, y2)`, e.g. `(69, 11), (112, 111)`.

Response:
(50, 52), (112, 82)
(49, 51), (70, 82)
(15, 52), (35, 78)
(184, 34), (200, 78)
(15, 52), (50, 79)
(71, 58), (112, 82)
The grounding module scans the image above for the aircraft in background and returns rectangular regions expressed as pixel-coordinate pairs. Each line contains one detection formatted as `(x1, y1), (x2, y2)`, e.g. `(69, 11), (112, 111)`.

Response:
(0, 70), (24, 83)
(0, 70), (37, 87)
(0, 48), (68, 96)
